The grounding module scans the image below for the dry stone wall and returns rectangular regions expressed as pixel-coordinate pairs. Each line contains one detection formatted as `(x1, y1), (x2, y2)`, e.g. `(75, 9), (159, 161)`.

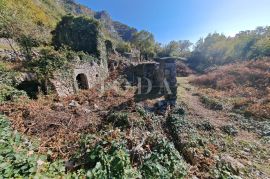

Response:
(51, 60), (108, 97)
(127, 58), (177, 100)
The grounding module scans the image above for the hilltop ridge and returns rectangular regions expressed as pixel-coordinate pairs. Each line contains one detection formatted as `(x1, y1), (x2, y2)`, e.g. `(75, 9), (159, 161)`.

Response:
(1, 0), (137, 42)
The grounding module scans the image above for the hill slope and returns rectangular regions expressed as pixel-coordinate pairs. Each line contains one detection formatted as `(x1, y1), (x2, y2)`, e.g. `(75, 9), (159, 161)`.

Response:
(1, 0), (137, 41)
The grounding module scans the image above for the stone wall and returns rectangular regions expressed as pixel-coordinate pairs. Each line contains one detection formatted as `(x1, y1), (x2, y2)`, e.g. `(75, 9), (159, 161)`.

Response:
(73, 60), (108, 91)
(51, 60), (108, 97)
(126, 58), (177, 100)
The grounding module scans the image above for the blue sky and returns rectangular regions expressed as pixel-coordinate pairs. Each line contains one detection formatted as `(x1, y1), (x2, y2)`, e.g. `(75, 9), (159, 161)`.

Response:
(77, 0), (270, 44)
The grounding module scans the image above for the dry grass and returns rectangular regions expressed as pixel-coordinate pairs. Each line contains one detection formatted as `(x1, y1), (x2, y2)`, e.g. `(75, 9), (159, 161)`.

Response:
(0, 81), (137, 159)
(176, 61), (194, 77)
(192, 59), (270, 120)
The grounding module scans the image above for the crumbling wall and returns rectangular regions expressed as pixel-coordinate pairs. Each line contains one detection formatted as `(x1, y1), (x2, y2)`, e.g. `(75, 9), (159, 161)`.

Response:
(127, 58), (177, 100)
(51, 60), (108, 97)
(155, 58), (177, 100)
(73, 60), (108, 91)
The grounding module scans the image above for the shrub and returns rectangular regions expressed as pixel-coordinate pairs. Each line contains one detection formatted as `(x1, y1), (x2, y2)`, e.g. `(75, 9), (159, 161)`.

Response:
(107, 112), (130, 129)
(141, 137), (187, 179)
(167, 108), (190, 137)
(115, 41), (131, 54)
(136, 106), (148, 118)
(52, 15), (102, 57)
(200, 95), (223, 110)
(27, 47), (68, 94)
(0, 62), (20, 86)
(197, 121), (215, 131)
(221, 125), (238, 136)
(84, 142), (140, 179)
(0, 85), (28, 103)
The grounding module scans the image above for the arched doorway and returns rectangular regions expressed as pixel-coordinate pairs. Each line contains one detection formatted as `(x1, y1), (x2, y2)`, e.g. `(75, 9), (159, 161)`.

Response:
(76, 73), (88, 90)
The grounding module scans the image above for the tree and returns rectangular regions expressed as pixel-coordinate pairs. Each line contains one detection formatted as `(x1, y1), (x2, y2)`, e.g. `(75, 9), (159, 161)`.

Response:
(131, 30), (155, 61)
(251, 38), (270, 58)
(115, 41), (131, 54)
(158, 40), (192, 58)
(188, 27), (270, 72)
(52, 15), (103, 57)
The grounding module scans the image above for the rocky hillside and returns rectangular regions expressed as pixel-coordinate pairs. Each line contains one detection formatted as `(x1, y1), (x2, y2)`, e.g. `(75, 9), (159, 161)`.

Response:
(2, 0), (137, 42)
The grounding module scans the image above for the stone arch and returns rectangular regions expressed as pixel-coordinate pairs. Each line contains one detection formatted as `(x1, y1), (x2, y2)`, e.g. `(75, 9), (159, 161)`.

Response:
(76, 73), (89, 90)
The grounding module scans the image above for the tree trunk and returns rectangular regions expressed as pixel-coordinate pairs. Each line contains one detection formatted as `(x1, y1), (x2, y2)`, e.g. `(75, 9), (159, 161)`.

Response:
(6, 38), (18, 56)
(42, 78), (49, 95)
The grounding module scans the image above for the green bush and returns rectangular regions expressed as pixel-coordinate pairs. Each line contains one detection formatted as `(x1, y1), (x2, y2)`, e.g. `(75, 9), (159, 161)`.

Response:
(141, 137), (187, 179)
(0, 62), (20, 87)
(115, 41), (131, 54)
(84, 142), (140, 179)
(136, 106), (148, 118)
(108, 112), (130, 129)
(0, 115), (69, 178)
(27, 47), (68, 94)
(52, 15), (102, 57)
(0, 85), (28, 103)
(77, 51), (97, 62)
(200, 95), (223, 110)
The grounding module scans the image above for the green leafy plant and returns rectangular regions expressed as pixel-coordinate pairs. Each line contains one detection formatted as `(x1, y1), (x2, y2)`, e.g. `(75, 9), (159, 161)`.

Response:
(141, 137), (187, 179)
(107, 112), (130, 129)
(0, 115), (69, 178)
(27, 47), (68, 94)
(85, 142), (140, 179)
(0, 62), (20, 87)
(0, 84), (28, 103)
(200, 95), (223, 110)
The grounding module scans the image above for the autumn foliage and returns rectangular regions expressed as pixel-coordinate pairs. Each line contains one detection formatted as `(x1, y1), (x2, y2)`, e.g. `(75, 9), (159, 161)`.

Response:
(192, 59), (270, 120)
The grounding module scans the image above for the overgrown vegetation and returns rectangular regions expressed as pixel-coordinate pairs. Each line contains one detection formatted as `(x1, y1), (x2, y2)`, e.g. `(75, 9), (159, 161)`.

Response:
(188, 27), (270, 71)
(0, 115), (67, 178)
(192, 59), (270, 120)
(0, 85), (27, 103)
(52, 15), (102, 57)
(0, 62), (27, 103)
(141, 137), (187, 179)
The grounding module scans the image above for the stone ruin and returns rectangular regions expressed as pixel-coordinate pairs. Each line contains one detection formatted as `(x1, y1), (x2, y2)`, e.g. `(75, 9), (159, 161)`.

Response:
(50, 59), (109, 97)
(50, 56), (177, 99)
(126, 57), (178, 101)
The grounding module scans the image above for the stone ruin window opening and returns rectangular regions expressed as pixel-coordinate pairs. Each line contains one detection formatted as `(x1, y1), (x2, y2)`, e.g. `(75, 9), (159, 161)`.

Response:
(76, 73), (89, 90)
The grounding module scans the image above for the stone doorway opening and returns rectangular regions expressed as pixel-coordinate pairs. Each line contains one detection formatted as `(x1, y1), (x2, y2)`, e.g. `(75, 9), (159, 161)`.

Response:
(16, 81), (40, 99)
(76, 73), (88, 90)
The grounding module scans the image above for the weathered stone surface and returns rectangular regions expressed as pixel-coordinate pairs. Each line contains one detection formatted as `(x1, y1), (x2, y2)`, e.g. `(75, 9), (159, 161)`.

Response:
(73, 60), (108, 91)
(126, 57), (178, 100)
(51, 59), (109, 97)
(69, 100), (80, 108)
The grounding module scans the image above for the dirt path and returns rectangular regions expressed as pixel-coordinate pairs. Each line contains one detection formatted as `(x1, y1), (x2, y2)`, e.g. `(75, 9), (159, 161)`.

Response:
(176, 76), (264, 141)
(177, 76), (231, 128)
